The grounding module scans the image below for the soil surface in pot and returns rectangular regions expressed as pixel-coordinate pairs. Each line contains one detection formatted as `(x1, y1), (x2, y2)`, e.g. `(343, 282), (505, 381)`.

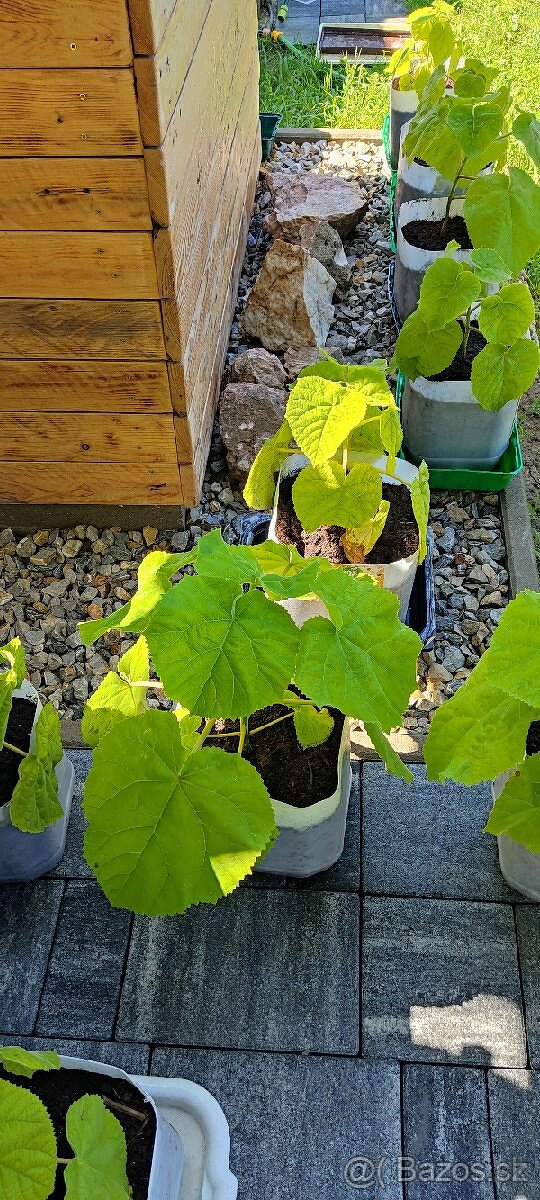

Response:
(401, 214), (472, 251)
(275, 469), (419, 564)
(0, 1065), (157, 1200)
(0, 696), (36, 807)
(207, 703), (345, 808)
(527, 721), (540, 756)
(430, 328), (487, 383)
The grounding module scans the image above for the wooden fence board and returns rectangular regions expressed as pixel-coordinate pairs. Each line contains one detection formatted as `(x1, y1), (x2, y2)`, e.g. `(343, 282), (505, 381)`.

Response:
(0, 159), (152, 231)
(0, 232), (158, 299)
(0, 301), (165, 359)
(0, 70), (142, 156)
(134, 0), (213, 146)
(0, 412), (177, 463)
(0, 0), (133, 67)
(127, 0), (177, 54)
(0, 362), (172, 411)
(0, 462), (183, 505)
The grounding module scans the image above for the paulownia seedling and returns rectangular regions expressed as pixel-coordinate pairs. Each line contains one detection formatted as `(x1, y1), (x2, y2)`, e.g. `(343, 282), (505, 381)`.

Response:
(388, 1), (461, 98)
(0, 639), (63, 833)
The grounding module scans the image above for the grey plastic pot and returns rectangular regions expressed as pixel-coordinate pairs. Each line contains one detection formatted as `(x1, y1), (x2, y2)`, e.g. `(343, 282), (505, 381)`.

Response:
(402, 375), (517, 470)
(255, 719), (351, 877)
(491, 773), (540, 900)
(394, 196), (470, 323)
(389, 79), (417, 171)
(0, 681), (75, 882)
(59, 1056), (184, 1198)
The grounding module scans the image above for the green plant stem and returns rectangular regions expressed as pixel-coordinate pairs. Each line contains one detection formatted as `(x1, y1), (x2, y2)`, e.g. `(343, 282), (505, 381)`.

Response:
(443, 158), (466, 231)
(238, 716), (248, 756)
(3, 741), (26, 758)
(209, 711), (296, 743)
(462, 305), (472, 358)
(57, 1159), (71, 1166)
(130, 680), (164, 689)
(192, 718), (215, 753)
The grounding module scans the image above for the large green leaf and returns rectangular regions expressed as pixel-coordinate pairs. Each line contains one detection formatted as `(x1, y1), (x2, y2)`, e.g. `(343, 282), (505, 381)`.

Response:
(464, 168), (540, 278)
(469, 248), (512, 285)
(485, 754), (540, 853)
(10, 703), (63, 834)
(410, 460), (430, 564)
(379, 406), (404, 459)
(243, 421), (292, 510)
(64, 1095), (130, 1200)
(424, 590), (540, 784)
(341, 501), (390, 561)
(293, 704), (334, 749)
(0, 637), (25, 747)
(471, 339), (539, 411)
(391, 310), (462, 380)
(403, 100), (462, 180)
(418, 258), (481, 329)
(78, 549), (196, 647)
(363, 721), (413, 781)
(83, 710), (276, 915)
(81, 636), (149, 749)
(292, 461), (382, 533)
(478, 283), (535, 346)
(0, 1078), (57, 1200)
(0, 1047), (60, 1079)
(285, 370), (391, 466)
(513, 111), (540, 170)
(446, 100), (503, 157)
(295, 571), (421, 739)
(146, 575), (299, 717)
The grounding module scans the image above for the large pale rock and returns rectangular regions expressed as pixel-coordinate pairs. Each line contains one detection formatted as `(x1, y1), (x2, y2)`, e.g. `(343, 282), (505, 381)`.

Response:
(229, 347), (287, 389)
(298, 220), (351, 294)
(266, 171), (368, 238)
(240, 239), (335, 353)
(219, 382), (287, 486)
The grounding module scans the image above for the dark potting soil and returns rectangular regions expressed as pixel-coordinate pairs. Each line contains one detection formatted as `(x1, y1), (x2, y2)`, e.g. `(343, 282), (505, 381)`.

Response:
(401, 214), (472, 251)
(0, 1065), (157, 1200)
(0, 696), (36, 807)
(527, 721), (540, 757)
(430, 327), (487, 383)
(275, 469), (419, 564)
(207, 702), (345, 808)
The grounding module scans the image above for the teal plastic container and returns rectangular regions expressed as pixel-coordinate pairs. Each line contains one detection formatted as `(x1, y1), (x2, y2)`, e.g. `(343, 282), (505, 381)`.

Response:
(260, 112), (282, 161)
(395, 372), (523, 492)
(382, 113), (391, 171)
(382, 115), (397, 251)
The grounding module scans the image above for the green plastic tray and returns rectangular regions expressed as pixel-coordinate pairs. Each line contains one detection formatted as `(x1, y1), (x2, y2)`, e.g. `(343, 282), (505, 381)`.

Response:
(382, 115), (397, 251)
(382, 112), (392, 171)
(395, 372), (523, 492)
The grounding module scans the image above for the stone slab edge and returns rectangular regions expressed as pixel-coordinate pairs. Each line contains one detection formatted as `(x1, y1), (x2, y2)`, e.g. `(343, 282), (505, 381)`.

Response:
(501, 473), (539, 597)
(276, 127), (382, 143)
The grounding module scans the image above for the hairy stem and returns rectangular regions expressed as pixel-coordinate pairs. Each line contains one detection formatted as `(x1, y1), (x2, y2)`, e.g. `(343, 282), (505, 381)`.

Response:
(442, 158), (466, 233)
(209, 711), (296, 743)
(192, 718), (215, 753)
(238, 716), (248, 756)
(462, 305), (472, 359)
(130, 680), (164, 690)
(3, 741), (26, 758)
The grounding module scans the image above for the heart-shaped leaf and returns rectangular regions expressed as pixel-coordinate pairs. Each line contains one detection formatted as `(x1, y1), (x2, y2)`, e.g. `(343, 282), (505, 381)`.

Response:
(513, 111), (540, 170)
(292, 460), (383, 533)
(464, 168), (540, 278)
(243, 420), (293, 510)
(469, 248), (512, 284)
(64, 1095), (131, 1200)
(447, 100), (504, 157)
(0, 1078), (57, 1200)
(285, 370), (392, 466)
(485, 754), (540, 853)
(478, 283), (535, 346)
(10, 703), (63, 834)
(293, 704), (334, 749)
(410, 460), (430, 564)
(392, 310), (462, 380)
(79, 549), (196, 647)
(0, 637), (25, 747)
(471, 339), (539, 411)
(340, 501), (390, 561)
(81, 636), (149, 749)
(0, 1047), (60, 1079)
(418, 258), (481, 329)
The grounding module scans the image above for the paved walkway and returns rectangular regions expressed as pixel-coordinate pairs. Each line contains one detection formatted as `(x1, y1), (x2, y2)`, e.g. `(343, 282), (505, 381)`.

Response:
(2, 752), (540, 1198)
(285, 0), (408, 44)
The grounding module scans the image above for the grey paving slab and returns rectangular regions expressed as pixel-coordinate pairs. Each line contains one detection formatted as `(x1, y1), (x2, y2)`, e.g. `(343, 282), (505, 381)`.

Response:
(362, 763), (519, 902)
(488, 1068), (540, 1199)
(284, 14), (320, 43)
(151, 1047), (402, 1200)
(321, 0), (366, 18)
(36, 880), (131, 1039)
(117, 889), (359, 1052)
(247, 762), (361, 892)
(0, 881), (63, 1034)
(403, 1065), (494, 1199)
(0, 1035), (150, 1075)
(515, 906), (540, 1067)
(50, 750), (92, 878)
(362, 897), (526, 1066)
(365, 0), (407, 16)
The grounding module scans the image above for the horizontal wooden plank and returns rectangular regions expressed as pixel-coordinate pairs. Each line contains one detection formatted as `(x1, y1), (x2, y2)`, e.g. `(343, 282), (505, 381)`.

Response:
(0, 301), (165, 359)
(0, 159), (152, 232)
(0, 462), (183, 505)
(0, 232), (158, 300)
(127, 0), (177, 54)
(0, 0), (132, 67)
(0, 362), (172, 412)
(0, 412), (177, 463)
(134, 0), (213, 145)
(0, 70), (142, 156)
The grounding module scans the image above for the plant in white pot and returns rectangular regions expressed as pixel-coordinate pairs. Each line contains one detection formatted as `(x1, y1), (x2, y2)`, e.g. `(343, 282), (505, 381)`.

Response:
(387, 0), (460, 171)
(395, 63), (540, 320)
(0, 638), (74, 882)
(423, 590), (540, 899)
(78, 532), (420, 907)
(391, 248), (539, 469)
(244, 355), (430, 621)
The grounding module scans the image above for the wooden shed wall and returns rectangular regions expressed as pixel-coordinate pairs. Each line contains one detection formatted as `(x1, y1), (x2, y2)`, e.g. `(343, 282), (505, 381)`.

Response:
(0, 0), (260, 508)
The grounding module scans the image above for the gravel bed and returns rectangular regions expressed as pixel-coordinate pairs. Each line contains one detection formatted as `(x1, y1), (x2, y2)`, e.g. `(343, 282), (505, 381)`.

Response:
(0, 137), (509, 740)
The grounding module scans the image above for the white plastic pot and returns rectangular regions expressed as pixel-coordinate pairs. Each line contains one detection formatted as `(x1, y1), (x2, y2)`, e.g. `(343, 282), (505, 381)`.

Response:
(402, 375), (517, 470)
(389, 79), (418, 171)
(137, 1074), (238, 1200)
(0, 681), (74, 882)
(394, 124), (492, 231)
(491, 772), (540, 901)
(255, 718), (351, 877)
(59, 1056), (184, 1198)
(394, 196), (470, 323)
(269, 453), (419, 622)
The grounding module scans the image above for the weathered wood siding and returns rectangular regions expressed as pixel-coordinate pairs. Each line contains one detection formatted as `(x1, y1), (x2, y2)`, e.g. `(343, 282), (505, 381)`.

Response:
(0, 0), (260, 507)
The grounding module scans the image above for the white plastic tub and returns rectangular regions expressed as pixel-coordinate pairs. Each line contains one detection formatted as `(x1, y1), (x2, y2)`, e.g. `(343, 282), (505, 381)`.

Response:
(269, 453), (419, 622)
(389, 80), (417, 171)
(394, 196), (470, 322)
(138, 1074), (238, 1200)
(0, 681), (74, 882)
(402, 375), (517, 470)
(491, 773), (540, 901)
(255, 718), (351, 877)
